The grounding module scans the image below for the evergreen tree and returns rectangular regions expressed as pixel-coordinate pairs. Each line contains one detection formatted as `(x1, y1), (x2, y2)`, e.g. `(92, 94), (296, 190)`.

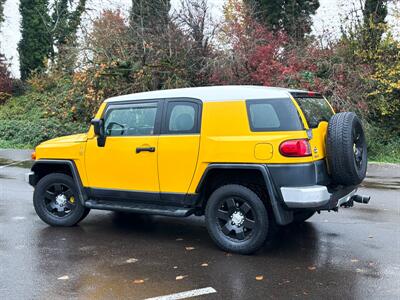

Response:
(18, 0), (52, 80)
(129, 0), (170, 32)
(50, 0), (87, 70)
(51, 0), (86, 52)
(245, 0), (319, 40)
(362, 0), (388, 50)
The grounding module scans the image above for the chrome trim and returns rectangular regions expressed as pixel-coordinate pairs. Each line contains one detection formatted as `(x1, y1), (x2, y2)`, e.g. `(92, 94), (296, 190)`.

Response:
(281, 185), (358, 209)
(281, 185), (331, 208)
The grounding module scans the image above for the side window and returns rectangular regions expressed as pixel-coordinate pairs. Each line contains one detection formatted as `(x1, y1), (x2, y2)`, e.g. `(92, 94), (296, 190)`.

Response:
(164, 101), (200, 134)
(104, 102), (158, 136)
(246, 99), (303, 132)
(249, 103), (281, 129)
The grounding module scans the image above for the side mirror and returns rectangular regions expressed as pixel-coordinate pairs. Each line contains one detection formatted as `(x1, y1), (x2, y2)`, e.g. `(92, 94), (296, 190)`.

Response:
(91, 118), (104, 136)
(90, 118), (106, 147)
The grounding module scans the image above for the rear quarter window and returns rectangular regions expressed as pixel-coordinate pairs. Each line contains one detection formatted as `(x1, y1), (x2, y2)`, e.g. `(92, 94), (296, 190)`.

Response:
(246, 99), (303, 132)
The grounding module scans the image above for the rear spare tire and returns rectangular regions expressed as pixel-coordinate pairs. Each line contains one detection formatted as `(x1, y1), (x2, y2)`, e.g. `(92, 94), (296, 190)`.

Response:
(326, 112), (367, 186)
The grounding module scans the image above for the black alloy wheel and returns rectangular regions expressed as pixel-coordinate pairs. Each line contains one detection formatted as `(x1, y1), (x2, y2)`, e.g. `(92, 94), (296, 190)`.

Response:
(33, 173), (88, 226)
(216, 196), (255, 241)
(44, 183), (77, 217)
(205, 184), (270, 254)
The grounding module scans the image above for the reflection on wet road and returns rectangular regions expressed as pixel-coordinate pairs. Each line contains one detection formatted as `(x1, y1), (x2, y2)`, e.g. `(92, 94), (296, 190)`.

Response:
(0, 152), (399, 299)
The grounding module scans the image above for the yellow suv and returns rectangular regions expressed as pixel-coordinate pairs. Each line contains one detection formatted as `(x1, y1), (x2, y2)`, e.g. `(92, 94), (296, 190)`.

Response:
(27, 86), (369, 254)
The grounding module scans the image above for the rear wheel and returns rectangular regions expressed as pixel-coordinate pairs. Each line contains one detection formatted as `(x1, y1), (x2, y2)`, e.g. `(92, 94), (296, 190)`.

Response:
(33, 173), (88, 226)
(205, 184), (270, 254)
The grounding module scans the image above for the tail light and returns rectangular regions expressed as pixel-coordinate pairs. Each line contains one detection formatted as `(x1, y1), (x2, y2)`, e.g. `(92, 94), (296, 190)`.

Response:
(279, 139), (311, 157)
(31, 151), (36, 160)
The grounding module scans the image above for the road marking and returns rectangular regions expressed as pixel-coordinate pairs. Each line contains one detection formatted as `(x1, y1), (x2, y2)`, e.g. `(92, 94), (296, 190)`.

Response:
(144, 287), (217, 300)
(0, 160), (30, 170)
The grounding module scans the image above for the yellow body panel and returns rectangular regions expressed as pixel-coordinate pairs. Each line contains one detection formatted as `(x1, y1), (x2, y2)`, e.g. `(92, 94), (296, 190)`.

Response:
(35, 96), (330, 195)
(85, 135), (159, 191)
(35, 133), (89, 186)
(198, 101), (313, 164)
(309, 122), (328, 160)
(157, 135), (200, 193)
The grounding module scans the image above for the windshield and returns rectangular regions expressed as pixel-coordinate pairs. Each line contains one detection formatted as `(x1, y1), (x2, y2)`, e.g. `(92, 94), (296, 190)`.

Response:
(294, 97), (334, 128)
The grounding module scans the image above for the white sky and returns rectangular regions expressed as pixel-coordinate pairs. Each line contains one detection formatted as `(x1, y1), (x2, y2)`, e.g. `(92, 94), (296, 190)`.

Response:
(0, 0), (399, 78)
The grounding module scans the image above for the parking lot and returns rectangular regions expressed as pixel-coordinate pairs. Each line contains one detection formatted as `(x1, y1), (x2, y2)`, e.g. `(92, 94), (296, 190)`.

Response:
(0, 150), (399, 300)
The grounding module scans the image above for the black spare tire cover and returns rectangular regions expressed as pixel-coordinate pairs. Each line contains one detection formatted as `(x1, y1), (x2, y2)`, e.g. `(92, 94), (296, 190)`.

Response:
(326, 112), (367, 185)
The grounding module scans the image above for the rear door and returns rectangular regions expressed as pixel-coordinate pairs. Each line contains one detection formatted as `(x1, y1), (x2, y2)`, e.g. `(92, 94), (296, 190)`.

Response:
(157, 99), (202, 198)
(292, 94), (334, 160)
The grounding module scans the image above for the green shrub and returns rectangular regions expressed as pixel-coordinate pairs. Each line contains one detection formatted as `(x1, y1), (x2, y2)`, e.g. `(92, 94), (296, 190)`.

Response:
(0, 119), (87, 148)
(365, 123), (400, 163)
(0, 82), (88, 148)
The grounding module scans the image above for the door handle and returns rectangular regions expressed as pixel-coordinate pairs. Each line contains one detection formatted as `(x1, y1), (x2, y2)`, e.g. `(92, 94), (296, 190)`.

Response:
(136, 147), (156, 154)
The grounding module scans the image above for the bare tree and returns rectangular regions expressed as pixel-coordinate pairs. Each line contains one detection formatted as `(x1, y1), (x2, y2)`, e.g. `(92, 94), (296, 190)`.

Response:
(175, 0), (217, 58)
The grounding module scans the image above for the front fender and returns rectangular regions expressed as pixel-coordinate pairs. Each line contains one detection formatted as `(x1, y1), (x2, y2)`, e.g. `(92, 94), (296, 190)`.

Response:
(29, 159), (87, 205)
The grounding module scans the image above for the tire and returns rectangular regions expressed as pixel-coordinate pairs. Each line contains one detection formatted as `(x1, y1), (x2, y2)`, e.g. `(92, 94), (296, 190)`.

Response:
(293, 210), (315, 223)
(205, 184), (270, 254)
(33, 173), (87, 227)
(326, 112), (367, 186)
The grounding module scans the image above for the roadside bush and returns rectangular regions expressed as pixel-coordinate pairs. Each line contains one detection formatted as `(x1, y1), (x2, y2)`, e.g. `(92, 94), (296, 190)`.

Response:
(365, 123), (400, 163)
(0, 119), (86, 148)
(0, 83), (87, 148)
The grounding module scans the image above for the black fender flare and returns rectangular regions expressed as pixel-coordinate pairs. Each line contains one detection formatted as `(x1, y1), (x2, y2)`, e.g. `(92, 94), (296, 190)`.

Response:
(31, 159), (87, 205)
(196, 164), (293, 225)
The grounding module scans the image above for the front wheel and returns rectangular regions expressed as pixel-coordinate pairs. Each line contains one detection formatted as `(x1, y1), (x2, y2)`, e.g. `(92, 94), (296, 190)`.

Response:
(205, 184), (270, 254)
(33, 173), (88, 226)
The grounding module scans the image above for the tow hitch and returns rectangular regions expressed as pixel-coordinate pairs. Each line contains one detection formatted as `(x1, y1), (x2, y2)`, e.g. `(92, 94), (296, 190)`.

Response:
(340, 194), (371, 208)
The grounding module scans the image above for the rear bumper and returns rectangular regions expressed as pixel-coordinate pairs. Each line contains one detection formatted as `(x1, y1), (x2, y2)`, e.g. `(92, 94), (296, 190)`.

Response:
(268, 160), (359, 210)
(280, 185), (357, 209)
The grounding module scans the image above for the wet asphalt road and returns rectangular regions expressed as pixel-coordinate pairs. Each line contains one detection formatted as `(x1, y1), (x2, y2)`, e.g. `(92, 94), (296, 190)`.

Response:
(0, 151), (399, 300)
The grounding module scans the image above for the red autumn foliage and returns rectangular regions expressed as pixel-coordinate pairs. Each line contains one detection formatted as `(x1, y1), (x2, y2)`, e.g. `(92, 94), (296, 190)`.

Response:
(210, 8), (319, 90)
(210, 1), (370, 115)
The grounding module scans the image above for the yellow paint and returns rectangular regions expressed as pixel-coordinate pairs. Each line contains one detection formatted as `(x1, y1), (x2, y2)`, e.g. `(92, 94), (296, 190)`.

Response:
(157, 135), (200, 193)
(85, 135), (159, 191)
(34, 95), (330, 196)
(254, 143), (273, 160)
(309, 121), (329, 160)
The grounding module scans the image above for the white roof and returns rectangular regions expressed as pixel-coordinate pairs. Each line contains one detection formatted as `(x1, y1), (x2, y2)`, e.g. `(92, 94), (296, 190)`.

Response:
(105, 85), (308, 103)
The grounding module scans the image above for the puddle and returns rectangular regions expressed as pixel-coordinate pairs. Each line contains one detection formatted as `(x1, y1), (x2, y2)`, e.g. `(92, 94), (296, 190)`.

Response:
(367, 175), (400, 180)
(361, 180), (400, 190)
(0, 158), (33, 169)
(0, 174), (14, 180)
(0, 158), (14, 166)
(15, 160), (34, 169)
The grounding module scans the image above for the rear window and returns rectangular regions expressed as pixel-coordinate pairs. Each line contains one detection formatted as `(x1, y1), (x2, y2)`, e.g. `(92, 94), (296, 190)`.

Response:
(246, 99), (303, 132)
(295, 97), (334, 128)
